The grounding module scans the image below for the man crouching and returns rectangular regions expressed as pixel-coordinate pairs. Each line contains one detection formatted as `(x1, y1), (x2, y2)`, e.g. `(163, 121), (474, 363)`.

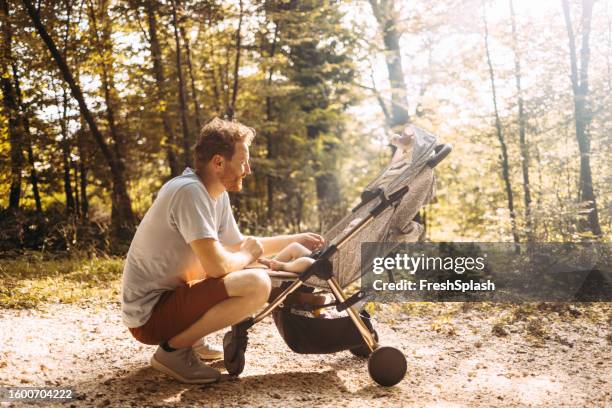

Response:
(120, 118), (323, 383)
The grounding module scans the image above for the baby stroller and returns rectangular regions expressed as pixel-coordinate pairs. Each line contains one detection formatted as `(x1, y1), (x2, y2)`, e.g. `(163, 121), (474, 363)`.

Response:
(223, 125), (451, 387)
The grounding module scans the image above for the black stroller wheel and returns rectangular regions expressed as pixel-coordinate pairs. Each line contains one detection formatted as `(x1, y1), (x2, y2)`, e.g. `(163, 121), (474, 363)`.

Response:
(224, 348), (245, 377)
(349, 330), (379, 358)
(367, 346), (407, 387)
(223, 331), (246, 376)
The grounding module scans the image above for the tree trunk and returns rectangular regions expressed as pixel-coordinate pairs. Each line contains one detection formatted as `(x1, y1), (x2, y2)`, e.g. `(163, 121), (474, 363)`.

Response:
(12, 62), (42, 213)
(368, 0), (410, 131)
(205, 31), (221, 115)
(73, 159), (80, 216)
(561, 0), (601, 238)
(26, 133), (42, 213)
(145, 0), (179, 177)
(206, 35), (222, 114)
(227, 0), (243, 120)
(77, 126), (89, 218)
(89, 0), (136, 236)
(179, 24), (202, 132)
(22, 0), (135, 237)
(59, 89), (75, 213)
(1, 0), (24, 211)
(509, 0), (532, 241)
(265, 21), (279, 223)
(88, 0), (126, 163)
(170, 0), (191, 168)
(368, 71), (392, 133)
(209, 66), (221, 113)
(221, 46), (230, 116)
(483, 2), (519, 244)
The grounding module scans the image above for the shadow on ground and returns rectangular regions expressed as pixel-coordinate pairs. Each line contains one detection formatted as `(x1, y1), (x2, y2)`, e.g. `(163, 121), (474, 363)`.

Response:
(69, 363), (383, 407)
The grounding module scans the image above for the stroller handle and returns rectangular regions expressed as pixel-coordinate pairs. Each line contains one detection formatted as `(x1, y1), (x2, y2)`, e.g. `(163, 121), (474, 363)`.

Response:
(427, 144), (452, 168)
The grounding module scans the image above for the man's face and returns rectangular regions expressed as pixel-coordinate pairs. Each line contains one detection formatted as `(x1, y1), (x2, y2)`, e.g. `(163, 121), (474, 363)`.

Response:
(220, 142), (251, 192)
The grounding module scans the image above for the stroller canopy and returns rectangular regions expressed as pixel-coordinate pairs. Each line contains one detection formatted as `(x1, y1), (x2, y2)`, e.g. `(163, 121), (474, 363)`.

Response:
(309, 125), (441, 289)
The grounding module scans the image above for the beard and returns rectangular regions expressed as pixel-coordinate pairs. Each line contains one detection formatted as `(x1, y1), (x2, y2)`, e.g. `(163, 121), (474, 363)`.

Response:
(221, 172), (244, 192)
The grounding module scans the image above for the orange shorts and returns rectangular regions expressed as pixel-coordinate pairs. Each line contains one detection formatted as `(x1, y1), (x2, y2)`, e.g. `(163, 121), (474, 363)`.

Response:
(129, 278), (228, 345)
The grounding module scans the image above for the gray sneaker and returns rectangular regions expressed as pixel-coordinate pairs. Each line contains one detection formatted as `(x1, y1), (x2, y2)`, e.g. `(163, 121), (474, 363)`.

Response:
(193, 338), (223, 360)
(150, 346), (221, 384)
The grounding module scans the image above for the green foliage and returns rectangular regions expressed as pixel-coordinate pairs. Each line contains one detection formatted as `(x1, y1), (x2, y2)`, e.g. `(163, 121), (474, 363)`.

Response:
(0, 252), (123, 309)
(0, 0), (610, 253)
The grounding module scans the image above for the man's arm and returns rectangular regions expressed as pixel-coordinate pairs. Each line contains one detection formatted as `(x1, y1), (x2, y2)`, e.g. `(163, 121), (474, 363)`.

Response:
(256, 233), (325, 257)
(222, 232), (324, 258)
(257, 235), (296, 257)
(220, 236), (291, 257)
(191, 237), (263, 278)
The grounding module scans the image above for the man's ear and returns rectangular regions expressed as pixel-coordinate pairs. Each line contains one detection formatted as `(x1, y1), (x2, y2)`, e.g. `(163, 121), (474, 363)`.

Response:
(211, 154), (225, 169)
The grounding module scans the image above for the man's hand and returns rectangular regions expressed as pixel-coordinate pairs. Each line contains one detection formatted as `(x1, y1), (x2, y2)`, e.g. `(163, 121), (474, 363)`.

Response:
(295, 232), (325, 251)
(240, 237), (263, 261)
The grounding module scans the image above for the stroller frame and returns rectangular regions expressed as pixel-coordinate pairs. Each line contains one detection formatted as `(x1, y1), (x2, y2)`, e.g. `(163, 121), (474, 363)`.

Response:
(223, 142), (452, 387)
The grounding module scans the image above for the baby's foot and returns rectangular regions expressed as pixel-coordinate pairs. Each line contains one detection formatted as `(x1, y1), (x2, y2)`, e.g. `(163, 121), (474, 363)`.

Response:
(257, 258), (285, 271)
(268, 260), (286, 271)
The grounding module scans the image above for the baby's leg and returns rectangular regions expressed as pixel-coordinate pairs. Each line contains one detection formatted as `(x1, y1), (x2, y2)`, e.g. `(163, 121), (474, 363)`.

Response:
(274, 242), (311, 262)
(258, 242), (313, 272)
(270, 256), (315, 273)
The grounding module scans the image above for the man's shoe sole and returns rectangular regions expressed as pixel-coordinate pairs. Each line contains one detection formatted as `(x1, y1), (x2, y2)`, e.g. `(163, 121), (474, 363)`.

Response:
(150, 356), (220, 384)
(194, 349), (223, 360)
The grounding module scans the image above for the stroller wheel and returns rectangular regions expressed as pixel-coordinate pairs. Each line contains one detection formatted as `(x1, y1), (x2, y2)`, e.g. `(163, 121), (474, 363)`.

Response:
(223, 331), (247, 376)
(367, 346), (407, 387)
(224, 348), (245, 377)
(349, 330), (379, 358)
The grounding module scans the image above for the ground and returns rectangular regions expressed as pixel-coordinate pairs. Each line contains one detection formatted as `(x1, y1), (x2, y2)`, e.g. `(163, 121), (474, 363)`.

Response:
(0, 302), (610, 407)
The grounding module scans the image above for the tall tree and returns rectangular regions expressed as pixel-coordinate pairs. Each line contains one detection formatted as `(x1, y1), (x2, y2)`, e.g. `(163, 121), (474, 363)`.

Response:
(76, 124), (89, 218)
(264, 18), (279, 223)
(57, 88), (76, 213)
(88, 0), (127, 164)
(144, 0), (179, 177)
(277, 0), (356, 230)
(11, 60), (42, 213)
(368, 0), (410, 131)
(482, 1), (519, 244)
(22, 0), (135, 239)
(227, 0), (243, 120)
(509, 0), (532, 241)
(1, 0), (24, 211)
(170, 0), (191, 168)
(60, 0), (76, 214)
(561, 0), (602, 238)
(179, 22), (202, 132)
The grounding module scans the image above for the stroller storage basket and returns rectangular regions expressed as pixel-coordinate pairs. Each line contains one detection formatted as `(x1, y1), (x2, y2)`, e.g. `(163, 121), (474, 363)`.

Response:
(273, 306), (374, 354)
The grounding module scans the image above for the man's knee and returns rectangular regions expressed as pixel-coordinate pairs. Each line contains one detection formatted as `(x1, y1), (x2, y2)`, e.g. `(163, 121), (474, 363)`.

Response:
(248, 269), (271, 301)
(225, 269), (271, 301)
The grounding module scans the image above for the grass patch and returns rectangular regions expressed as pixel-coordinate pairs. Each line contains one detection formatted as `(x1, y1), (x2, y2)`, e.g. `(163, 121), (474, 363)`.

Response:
(0, 252), (124, 309)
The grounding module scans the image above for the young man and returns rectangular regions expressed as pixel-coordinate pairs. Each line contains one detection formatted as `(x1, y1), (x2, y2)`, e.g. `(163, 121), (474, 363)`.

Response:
(121, 118), (324, 384)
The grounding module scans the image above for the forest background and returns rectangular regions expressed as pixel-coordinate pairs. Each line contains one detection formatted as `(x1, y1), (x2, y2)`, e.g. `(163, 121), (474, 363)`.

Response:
(0, 3), (609, 403)
(1, 0), (610, 258)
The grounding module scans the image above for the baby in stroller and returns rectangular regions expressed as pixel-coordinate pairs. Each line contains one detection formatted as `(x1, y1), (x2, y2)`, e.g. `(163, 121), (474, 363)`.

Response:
(258, 128), (415, 274)
(258, 241), (314, 273)
(257, 216), (364, 273)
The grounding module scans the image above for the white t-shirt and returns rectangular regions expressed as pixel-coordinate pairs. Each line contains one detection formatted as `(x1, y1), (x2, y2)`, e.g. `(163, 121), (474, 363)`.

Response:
(121, 168), (243, 328)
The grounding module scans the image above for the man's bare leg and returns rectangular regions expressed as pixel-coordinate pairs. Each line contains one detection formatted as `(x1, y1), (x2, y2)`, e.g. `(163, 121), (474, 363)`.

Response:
(168, 269), (271, 349)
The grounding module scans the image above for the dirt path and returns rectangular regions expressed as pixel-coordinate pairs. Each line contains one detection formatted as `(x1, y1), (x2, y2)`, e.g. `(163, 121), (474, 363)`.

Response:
(0, 302), (609, 407)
